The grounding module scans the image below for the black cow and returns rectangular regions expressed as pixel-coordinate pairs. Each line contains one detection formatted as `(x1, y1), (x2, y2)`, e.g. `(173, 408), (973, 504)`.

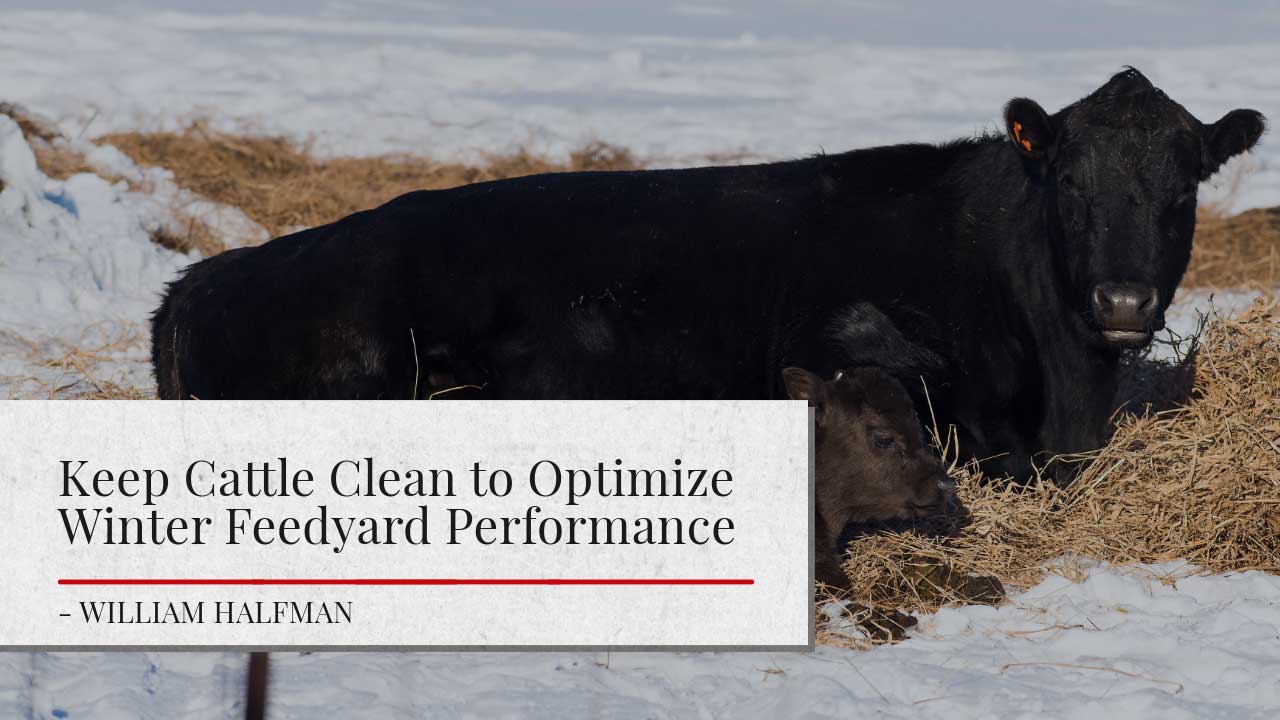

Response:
(153, 69), (1264, 480)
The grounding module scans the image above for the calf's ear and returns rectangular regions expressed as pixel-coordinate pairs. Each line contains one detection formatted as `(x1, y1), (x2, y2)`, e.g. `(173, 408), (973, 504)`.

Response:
(1203, 109), (1266, 180)
(1004, 98), (1055, 160)
(782, 367), (826, 406)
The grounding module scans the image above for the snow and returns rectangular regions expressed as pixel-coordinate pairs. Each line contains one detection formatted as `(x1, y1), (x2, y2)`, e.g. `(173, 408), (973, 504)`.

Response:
(5, 562), (1279, 718)
(1, 652), (247, 720)
(0, 115), (187, 396)
(0, 2), (1277, 717)
(0, 3), (1276, 210)
(0, 116), (263, 398)
(1147, 287), (1264, 364)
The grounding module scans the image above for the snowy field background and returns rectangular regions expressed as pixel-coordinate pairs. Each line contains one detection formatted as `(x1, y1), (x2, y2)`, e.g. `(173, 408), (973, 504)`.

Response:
(2, 0), (1279, 210)
(4, 563), (1279, 719)
(0, 1), (1277, 718)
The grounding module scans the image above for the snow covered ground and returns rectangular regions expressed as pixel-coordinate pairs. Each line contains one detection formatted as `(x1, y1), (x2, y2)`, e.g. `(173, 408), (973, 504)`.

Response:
(4, 562), (1279, 719)
(261, 563), (1280, 718)
(0, 2), (1277, 718)
(0, 115), (264, 398)
(0, 2), (1276, 210)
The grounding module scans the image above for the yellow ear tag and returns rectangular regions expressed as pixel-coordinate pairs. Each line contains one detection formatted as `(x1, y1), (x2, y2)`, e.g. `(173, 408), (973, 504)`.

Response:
(1013, 122), (1033, 152)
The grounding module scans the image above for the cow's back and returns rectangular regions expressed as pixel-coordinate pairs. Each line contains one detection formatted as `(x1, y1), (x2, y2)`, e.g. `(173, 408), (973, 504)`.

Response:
(151, 162), (825, 399)
(152, 208), (403, 399)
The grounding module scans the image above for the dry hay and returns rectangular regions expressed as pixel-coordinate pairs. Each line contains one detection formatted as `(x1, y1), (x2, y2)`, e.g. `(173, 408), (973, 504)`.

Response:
(840, 298), (1280, 615)
(0, 112), (640, 256)
(0, 102), (95, 180)
(145, 213), (228, 259)
(1, 323), (155, 400)
(98, 121), (639, 242)
(1188, 205), (1280, 288)
(25, 137), (95, 180)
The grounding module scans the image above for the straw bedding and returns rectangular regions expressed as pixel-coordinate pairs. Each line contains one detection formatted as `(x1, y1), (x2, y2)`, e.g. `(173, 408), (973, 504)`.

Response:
(839, 298), (1280, 614)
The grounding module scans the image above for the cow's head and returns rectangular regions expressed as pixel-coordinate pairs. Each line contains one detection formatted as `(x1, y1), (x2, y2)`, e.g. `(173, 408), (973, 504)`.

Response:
(783, 366), (955, 529)
(1004, 68), (1265, 348)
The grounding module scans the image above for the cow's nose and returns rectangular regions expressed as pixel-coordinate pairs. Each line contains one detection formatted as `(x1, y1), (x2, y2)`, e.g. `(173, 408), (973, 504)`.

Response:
(1091, 283), (1158, 332)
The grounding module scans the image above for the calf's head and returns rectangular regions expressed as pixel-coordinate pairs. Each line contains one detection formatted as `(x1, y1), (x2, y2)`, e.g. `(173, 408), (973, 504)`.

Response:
(783, 366), (953, 537)
(1004, 68), (1265, 347)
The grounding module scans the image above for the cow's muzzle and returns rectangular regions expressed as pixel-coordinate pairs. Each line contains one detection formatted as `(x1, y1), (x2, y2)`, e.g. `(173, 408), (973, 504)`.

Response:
(1091, 283), (1160, 347)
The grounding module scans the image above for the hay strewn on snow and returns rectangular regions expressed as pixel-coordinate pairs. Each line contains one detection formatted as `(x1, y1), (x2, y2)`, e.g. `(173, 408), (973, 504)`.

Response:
(841, 299), (1280, 613)
(1188, 206), (1280, 288)
(98, 122), (638, 248)
(1, 323), (153, 400)
(0, 102), (95, 180)
(4, 107), (1277, 289)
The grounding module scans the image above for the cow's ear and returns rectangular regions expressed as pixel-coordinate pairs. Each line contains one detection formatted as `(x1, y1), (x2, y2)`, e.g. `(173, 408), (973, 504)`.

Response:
(782, 367), (826, 407)
(1202, 109), (1266, 180)
(1004, 98), (1055, 160)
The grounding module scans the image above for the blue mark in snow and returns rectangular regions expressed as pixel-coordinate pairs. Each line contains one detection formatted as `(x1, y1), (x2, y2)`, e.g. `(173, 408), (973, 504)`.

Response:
(51, 710), (68, 719)
(44, 190), (77, 218)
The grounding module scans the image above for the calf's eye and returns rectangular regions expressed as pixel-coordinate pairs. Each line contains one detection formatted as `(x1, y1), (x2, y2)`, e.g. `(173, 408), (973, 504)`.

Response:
(873, 433), (896, 450)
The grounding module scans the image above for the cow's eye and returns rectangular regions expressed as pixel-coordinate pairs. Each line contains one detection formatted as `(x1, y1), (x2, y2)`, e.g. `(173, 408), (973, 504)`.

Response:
(873, 433), (896, 450)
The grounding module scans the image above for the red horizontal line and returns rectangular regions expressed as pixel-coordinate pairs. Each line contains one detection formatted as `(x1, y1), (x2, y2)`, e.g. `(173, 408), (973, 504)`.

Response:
(58, 578), (755, 586)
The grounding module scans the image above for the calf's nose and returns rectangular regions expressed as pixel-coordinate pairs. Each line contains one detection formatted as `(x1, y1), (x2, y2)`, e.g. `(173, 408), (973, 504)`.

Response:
(911, 471), (955, 515)
(1091, 283), (1158, 331)
(936, 476), (957, 497)
(935, 474), (960, 513)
